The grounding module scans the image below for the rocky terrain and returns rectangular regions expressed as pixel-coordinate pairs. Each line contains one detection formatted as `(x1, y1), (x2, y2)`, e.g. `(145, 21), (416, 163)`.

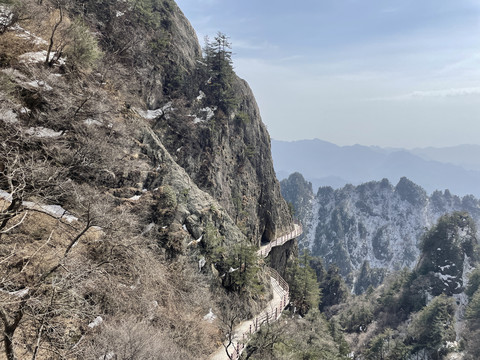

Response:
(0, 0), (293, 358)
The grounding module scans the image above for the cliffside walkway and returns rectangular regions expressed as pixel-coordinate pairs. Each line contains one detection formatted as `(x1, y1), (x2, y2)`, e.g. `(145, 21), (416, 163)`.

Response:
(257, 223), (302, 258)
(209, 223), (302, 360)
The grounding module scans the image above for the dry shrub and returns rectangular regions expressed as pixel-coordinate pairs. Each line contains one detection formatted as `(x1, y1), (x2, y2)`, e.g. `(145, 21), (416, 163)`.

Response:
(79, 318), (191, 360)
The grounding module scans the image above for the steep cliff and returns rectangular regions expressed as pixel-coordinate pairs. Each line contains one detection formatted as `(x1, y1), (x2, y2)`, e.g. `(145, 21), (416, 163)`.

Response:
(156, 76), (293, 245)
(71, 0), (293, 244)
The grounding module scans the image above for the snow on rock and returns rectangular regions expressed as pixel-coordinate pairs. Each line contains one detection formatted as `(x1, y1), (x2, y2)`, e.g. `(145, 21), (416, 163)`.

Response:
(39, 204), (78, 222)
(0, 5), (13, 31)
(88, 316), (103, 328)
(0, 109), (18, 124)
(304, 197), (321, 251)
(10, 24), (48, 45)
(301, 178), (480, 284)
(434, 272), (457, 284)
(19, 50), (48, 64)
(10, 288), (29, 297)
(0, 190), (77, 222)
(128, 195), (141, 201)
(25, 127), (62, 138)
(25, 80), (53, 91)
(193, 106), (216, 124)
(138, 102), (172, 120)
(84, 118), (103, 126)
(187, 235), (203, 247)
(0, 287), (29, 298)
(0, 190), (13, 202)
(196, 90), (206, 101)
(115, 10), (124, 17)
(198, 256), (206, 271)
(203, 308), (216, 323)
(18, 49), (65, 65)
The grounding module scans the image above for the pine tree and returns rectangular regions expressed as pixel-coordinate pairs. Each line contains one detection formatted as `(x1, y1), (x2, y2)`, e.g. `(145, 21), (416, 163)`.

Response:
(222, 243), (261, 296)
(287, 250), (321, 316)
(202, 32), (237, 114)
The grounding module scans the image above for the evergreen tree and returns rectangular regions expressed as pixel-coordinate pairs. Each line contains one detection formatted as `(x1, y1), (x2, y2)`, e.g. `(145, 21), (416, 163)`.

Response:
(222, 243), (262, 296)
(407, 295), (456, 359)
(464, 288), (480, 358)
(287, 250), (321, 316)
(202, 32), (237, 114)
(320, 265), (348, 311)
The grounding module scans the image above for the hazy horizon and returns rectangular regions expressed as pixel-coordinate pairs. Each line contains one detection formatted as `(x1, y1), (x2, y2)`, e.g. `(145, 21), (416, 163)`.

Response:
(271, 137), (480, 151)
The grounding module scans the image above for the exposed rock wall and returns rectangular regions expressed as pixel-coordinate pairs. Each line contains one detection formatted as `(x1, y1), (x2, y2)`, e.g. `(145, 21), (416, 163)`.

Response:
(154, 77), (293, 247)
(73, 0), (293, 245)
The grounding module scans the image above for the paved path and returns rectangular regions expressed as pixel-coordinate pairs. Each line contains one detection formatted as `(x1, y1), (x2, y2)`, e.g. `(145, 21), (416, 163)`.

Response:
(208, 224), (302, 360)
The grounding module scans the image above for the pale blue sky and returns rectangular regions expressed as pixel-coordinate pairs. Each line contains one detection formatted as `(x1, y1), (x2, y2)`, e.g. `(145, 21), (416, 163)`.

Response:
(176, 0), (480, 148)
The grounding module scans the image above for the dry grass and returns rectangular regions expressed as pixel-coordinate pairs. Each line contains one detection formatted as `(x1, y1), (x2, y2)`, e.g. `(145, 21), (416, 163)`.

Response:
(0, 190), (223, 359)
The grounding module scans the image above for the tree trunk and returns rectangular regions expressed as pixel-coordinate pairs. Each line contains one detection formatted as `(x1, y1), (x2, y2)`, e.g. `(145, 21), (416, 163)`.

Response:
(4, 325), (16, 360)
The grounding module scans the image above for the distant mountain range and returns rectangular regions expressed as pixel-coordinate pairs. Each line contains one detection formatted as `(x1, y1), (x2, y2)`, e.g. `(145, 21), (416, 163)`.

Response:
(280, 173), (480, 292)
(272, 139), (480, 197)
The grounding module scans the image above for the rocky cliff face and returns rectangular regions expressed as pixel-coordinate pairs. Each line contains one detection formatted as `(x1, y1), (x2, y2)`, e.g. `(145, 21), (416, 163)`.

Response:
(157, 76), (293, 245)
(69, 0), (293, 246)
(281, 173), (480, 290)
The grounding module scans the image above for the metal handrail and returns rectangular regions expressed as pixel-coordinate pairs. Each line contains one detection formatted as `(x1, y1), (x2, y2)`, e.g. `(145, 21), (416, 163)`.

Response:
(257, 223), (303, 258)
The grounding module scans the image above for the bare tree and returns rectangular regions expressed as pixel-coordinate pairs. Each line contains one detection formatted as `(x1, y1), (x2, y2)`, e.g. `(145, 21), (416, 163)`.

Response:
(218, 294), (245, 360)
(45, 1), (65, 66)
(0, 183), (125, 359)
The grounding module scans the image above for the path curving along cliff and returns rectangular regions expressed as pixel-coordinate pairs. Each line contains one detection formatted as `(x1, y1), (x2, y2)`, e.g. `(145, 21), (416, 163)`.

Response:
(209, 224), (302, 360)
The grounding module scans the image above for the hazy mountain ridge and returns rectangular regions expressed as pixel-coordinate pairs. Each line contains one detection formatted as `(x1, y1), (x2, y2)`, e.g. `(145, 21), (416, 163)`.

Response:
(272, 139), (480, 198)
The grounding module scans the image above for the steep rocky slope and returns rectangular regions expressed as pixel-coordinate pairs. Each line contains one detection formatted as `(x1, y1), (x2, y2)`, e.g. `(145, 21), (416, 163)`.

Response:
(0, 1), (294, 358)
(281, 173), (480, 290)
(329, 212), (479, 359)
